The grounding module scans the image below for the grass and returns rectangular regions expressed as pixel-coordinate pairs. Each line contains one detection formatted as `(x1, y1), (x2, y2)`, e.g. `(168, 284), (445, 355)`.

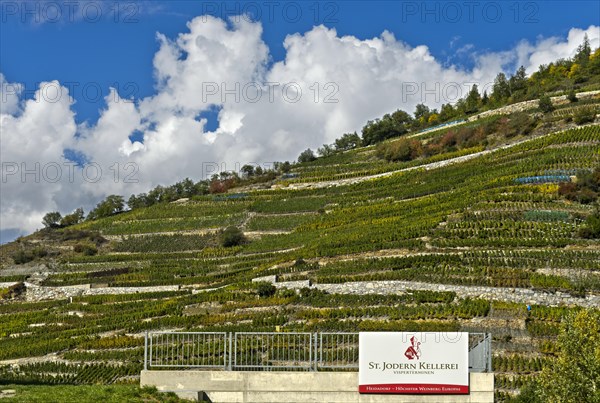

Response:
(0, 385), (187, 403)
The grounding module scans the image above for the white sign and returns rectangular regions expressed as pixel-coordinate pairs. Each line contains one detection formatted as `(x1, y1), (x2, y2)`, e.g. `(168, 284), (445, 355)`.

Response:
(358, 332), (469, 394)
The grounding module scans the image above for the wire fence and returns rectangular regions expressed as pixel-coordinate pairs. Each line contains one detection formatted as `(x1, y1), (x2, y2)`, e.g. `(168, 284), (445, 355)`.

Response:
(144, 331), (491, 372)
(233, 332), (313, 371)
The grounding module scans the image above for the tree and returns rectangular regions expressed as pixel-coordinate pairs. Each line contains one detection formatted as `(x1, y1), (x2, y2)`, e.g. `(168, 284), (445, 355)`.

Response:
(574, 34), (592, 66)
(481, 91), (489, 106)
(128, 194), (149, 210)
(413, 103), (430, 121)
(42, 212), (62, 228)
(241, 164), (255, 178)
(317, 144), (336, 157)
(439, 103), (457, 122)
(221, 226), (245, 247)
(87, 195), (125, 220)
(334, 132), (361, 151)
(276, 161), (291, 173)
(538, 95), (554, 113)
(509, 66), (528, 98)
(298, 148), (317, 163)
(362, 109), (412, 145)
(464, 84), (481, 114)
(60, 208), (84, 227)
(536, 309), (600, 403)
(491, 72), (510, 104)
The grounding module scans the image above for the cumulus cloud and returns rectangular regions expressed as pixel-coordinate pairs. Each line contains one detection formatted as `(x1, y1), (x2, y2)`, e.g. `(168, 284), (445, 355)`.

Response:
(517, 25), (600, 74)
(1, 18), (598, 239)
(1, 81), (77, 231)
(0, 73), (23, 116)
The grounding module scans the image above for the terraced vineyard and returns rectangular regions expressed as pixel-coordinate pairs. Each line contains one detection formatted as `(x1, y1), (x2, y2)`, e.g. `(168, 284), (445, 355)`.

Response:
(1, 102), (599, 401)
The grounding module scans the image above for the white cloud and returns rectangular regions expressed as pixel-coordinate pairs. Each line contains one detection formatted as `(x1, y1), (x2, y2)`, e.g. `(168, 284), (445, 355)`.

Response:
(0, 81), (77, 231)
(1, 19), (598, 238)
(0, 73), (23, 116)
(517, 25), (600, 74)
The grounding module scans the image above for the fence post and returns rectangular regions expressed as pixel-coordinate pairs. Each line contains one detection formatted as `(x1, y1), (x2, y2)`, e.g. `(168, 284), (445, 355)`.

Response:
(228, 332), (233, 370)
(487, 333), (492, 373)
(144, 331), (148, 371)
(313, 333), (318, 372)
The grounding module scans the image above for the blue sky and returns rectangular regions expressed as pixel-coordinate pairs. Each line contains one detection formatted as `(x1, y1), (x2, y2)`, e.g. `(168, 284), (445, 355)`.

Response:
(2, 1), (598, 124)
(1, 1), (599, 243)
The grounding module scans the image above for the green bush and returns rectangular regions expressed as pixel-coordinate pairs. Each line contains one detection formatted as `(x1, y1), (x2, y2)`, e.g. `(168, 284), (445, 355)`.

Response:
(538, 95), (554, 113)
(74, 243), (98, 256)
(221, 226), (246, 247)
(255, 282), (276, 298)
(12, 247), (47, 264)
(573, 106), (596, 124)
(579, 210), (600, 238)
(0, 282), (26, 300)
(376, 138), (422, 162)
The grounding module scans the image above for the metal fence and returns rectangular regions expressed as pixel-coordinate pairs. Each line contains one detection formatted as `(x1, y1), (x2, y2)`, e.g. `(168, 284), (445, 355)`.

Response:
(144, 332), (492, 372)
(234, 332), (313, 371)
(147, 332), (228, 369)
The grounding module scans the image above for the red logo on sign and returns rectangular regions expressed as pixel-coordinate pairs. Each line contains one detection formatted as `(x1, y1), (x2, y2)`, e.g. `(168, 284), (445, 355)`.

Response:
(404, 336), (421, 360)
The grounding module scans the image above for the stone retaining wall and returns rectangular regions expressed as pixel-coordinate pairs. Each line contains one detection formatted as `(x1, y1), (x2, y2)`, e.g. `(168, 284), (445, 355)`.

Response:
(312, 281), (599, 308)
(23, 283), (180, 301)
(466, 90), (600, 121)
(256, 276), (599, 308)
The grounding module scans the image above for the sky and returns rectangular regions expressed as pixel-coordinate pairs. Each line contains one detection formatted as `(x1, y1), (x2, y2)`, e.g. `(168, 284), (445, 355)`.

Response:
(1, 0), (599, 243)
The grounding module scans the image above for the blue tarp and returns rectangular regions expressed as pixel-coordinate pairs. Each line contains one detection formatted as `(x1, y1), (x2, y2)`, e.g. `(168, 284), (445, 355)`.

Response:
(514, 175), (571, 184)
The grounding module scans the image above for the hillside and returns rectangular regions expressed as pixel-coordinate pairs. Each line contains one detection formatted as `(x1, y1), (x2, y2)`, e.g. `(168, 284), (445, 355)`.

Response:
(1, 93), (599, 401)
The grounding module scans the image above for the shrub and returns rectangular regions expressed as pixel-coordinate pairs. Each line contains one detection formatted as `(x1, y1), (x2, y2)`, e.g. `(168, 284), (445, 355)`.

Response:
(255, 282), (276, 298)
(376, 138), (422, 162)
(74, 243), (98, 256)
(538, 95), (554, 113)
(567, 89), (578, 103)
(508, 112), (538, 137)
(61, 229), (91, 241)
(573, 107), (596, 125)
(12, 247), (47, 264)
(0, 282), (26, 300)
(578, 210), (600, 239)
(13, 250), (34, 264)
(220, 226), (245, 247)
(276, 288), (296, 298)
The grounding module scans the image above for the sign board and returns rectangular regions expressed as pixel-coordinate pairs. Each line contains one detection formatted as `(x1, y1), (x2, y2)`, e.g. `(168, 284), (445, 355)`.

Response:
(358, 332), (469, 394)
